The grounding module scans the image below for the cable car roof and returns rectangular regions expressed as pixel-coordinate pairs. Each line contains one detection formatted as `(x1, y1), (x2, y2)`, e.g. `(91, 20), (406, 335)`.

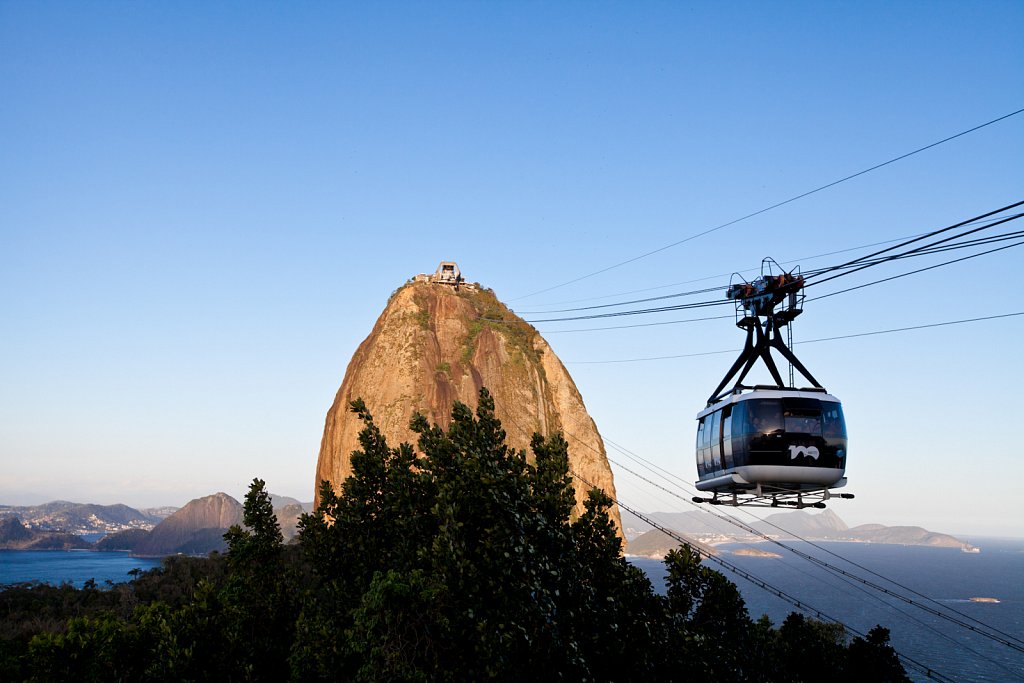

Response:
(696, 386), (842, 420)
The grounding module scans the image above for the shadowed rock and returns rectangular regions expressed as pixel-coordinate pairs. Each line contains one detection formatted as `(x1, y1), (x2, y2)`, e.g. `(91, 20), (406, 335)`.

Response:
(133, 493), (242, 556)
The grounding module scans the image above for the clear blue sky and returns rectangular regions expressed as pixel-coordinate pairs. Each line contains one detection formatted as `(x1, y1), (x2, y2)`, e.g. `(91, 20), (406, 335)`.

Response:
(2, 2), (1022, 536)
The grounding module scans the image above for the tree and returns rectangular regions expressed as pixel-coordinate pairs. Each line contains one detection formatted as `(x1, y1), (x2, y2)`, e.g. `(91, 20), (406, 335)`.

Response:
(0, 388), (912, 681)
(221, 477), (297, 681)
(842, 626), (910, 682)
(664, 545), (753, 681)
(296, 389), (670, 680)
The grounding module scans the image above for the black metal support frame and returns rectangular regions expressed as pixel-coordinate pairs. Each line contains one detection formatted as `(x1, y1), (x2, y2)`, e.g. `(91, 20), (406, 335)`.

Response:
(707, 263), (823, 405)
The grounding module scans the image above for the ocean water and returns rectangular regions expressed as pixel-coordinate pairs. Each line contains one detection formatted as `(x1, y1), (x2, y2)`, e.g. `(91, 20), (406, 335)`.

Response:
(631, 538), (1024, 682)
(0, 550), (163, 588)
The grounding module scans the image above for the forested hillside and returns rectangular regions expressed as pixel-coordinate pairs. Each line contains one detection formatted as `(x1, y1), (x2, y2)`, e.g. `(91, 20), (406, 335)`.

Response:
(0, 391), (908, 681)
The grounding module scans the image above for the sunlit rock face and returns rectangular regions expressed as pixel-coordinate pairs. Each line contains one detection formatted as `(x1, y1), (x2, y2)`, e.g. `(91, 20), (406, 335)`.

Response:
(314, 280), (621, 531)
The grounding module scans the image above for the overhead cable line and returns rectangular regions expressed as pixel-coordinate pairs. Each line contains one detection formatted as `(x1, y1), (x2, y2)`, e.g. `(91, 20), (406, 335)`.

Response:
(502, 410), (994, 679)
(604, 465), (1024, 680)
(603, 447), (1024, 657)
(564, 419), (1024, 670)
(566, 311), (1024, 364)
(600, 433), (1024, 654)
(515, 284), (723, 316)
(802, 201), (1024, 286)
(523, 210), (1024, 326)
(567, 469), (958, 683)
(522, 297), (731, 324)
(522, 231), (931, 310)
(511, 107), (1024, 302)
(535, 241), (1011, 327)
(540, 314), (734, 335)
(807, 236), (1024, 303)
(518, 394), (1024, 659)
(523, 222), (1018, 318)
(812, 226), (1024, 270)
(513, 208), (1023, 325)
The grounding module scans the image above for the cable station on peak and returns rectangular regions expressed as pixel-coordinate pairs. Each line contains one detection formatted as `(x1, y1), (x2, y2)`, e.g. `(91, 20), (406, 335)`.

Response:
(412, 261), (477, 292)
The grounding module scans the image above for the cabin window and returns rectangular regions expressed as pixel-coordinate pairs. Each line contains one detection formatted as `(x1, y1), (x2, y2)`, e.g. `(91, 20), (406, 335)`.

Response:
(709, 411), (721, 462)
(783, 409), (822, 435)
(821, 401), (846, 438)
(721, 406), (733, 469)
(745, 399), (782, 434)
(696, 419), (706, 476)
(704, 417), (715, 475)
(730, 401), (747, 437)
(782, 397), (823, 435)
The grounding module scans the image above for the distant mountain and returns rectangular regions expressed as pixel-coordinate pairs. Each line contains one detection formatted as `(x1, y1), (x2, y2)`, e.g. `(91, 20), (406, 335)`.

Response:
(84, 493), (312, 556)
(140, 506), (179, 520)
(621, 508), (968, 549)
(132, 493), (243, 556)
(0, 501), (161, 534)
(754, 509), (849, 537)
(0, 491), (313, 557)
(752, 511), (964, 547)
(0, 517), (92, 550)
(269, 494), (313, 513)
(275, 502), (306, 542)
(844, 524), (964, 547)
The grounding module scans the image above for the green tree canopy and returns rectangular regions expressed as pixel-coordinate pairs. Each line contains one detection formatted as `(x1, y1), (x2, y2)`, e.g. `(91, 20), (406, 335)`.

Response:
(1, 388), (910, 682)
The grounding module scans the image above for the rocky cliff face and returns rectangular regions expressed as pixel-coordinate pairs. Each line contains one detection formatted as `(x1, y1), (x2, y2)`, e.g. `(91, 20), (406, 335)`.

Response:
(315, 281), (621, 530)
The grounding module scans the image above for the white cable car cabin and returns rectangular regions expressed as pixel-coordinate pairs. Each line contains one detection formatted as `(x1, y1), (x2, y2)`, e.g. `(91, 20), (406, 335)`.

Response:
(695, 387), (847, 495)
(694, 260), (853, 508)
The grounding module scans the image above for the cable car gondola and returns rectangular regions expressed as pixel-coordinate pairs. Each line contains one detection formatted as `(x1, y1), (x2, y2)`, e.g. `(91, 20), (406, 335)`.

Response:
(693, 260), (853, 508)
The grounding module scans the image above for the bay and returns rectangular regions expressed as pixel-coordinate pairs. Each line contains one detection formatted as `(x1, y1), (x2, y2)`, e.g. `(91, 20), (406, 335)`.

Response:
(0, 550), (163, 588)
(631, 538), (1024, 682)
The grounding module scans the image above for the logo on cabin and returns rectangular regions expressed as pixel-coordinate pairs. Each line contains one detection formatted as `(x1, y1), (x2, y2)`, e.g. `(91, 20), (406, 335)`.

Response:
(788, 445), (820, 460)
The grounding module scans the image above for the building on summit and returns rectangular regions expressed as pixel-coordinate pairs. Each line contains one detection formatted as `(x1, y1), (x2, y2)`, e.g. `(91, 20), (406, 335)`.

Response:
(413, 261), (476, 290)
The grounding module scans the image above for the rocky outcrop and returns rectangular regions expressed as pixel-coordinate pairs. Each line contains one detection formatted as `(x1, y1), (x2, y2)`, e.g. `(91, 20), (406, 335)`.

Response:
(133, 493), (243, 556)
(315, 281), (621, 530)
(0, 517), (92, 550)
(96, 528), (150, 551)
(0, 517), (34, 545)
(626, 528), (716, 559)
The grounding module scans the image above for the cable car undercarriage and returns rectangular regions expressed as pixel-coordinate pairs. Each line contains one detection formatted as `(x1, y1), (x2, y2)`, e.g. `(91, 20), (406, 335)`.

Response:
(694, 484), (856, 510)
